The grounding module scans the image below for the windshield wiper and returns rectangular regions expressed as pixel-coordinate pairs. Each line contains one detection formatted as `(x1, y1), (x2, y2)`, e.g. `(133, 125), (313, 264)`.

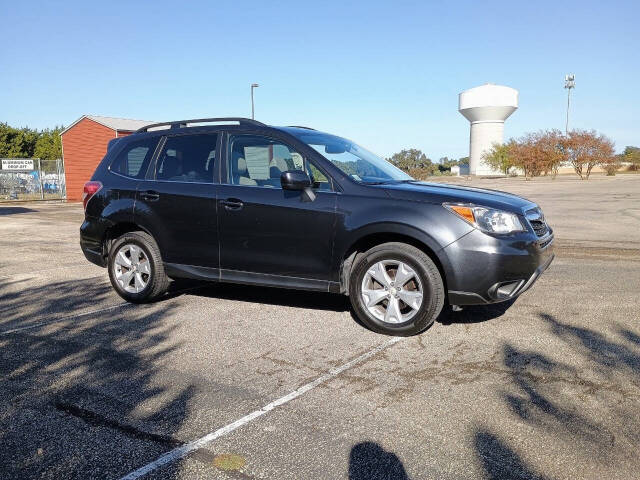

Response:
(362, 179), (414, 185)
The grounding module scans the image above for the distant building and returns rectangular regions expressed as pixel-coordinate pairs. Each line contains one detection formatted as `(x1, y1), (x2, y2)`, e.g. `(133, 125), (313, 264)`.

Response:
(60, 115), (155, 201)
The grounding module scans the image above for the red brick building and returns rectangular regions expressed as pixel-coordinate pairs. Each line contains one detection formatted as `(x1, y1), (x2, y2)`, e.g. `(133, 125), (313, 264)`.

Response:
(60, 115), (155, 201)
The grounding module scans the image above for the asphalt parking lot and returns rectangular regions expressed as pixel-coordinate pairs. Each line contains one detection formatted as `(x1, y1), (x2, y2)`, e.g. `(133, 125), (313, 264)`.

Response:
(1, 175), (639, 480)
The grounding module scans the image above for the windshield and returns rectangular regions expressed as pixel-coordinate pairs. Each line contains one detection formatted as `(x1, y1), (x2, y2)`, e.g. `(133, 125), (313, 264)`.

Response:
(289, 130), (412, 184)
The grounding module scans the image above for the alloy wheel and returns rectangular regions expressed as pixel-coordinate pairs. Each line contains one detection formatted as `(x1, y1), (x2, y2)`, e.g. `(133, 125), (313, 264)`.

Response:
(113, 244), (151, 293)
(360, 260), (424, 324)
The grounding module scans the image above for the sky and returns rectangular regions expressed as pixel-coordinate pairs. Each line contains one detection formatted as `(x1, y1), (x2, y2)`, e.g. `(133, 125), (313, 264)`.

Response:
(1, 0), (638, 159)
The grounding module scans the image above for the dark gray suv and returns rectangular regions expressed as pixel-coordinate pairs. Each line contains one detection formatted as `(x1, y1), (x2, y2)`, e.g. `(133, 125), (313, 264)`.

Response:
(80, 118), (554, 336)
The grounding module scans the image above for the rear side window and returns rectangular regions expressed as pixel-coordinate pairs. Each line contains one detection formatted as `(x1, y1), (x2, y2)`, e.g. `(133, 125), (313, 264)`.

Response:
(155, 133), (218, 183)
(110, 137), (159, 179)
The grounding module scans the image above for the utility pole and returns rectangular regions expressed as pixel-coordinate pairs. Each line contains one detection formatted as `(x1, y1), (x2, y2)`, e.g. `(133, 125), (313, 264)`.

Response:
(564, 74), (575, 135)
(251, 83), (259, 119)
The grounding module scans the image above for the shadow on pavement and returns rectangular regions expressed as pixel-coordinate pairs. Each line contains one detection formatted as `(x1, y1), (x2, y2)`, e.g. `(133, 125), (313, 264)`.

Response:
(474, 430), (548, 480)
(474, 312), (640, 479)
(0, 277), (195, 479)
(437, 299), (516, 325)
(349, 441), (410, 480)
(0, 206), (36, 215)
(180, 279), (351, 313)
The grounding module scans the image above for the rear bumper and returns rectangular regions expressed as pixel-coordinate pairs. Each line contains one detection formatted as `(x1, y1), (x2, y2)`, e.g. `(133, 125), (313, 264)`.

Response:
(80, 216), (108, 267)
(444, 229), (555, 305)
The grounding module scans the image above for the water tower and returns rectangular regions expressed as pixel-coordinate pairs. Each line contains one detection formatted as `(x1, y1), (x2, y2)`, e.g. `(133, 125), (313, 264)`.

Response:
(458, 84), (518, 176)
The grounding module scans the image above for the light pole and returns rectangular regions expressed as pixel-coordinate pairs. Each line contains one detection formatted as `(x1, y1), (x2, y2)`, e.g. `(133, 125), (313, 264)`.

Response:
(564, 74), (575, 135)
(251, 83), (259, 119)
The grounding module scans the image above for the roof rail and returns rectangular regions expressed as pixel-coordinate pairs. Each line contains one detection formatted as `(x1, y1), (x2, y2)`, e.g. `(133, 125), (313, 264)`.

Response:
(286, 125), (316, 130)
(135, 117), (266, 133)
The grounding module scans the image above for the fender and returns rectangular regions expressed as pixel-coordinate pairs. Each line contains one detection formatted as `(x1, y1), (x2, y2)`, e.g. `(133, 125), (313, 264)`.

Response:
(334, 221), (461, 294)
(332, 193), (473, 288)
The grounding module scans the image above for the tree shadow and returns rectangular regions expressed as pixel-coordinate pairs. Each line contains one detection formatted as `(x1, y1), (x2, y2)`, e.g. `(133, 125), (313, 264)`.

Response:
(349, 441), (410, 480)
(474, 430), (549, 480)
(0, 277), (196, 479)
(475, 312), (640, 479)
(541, 313), (640, 377)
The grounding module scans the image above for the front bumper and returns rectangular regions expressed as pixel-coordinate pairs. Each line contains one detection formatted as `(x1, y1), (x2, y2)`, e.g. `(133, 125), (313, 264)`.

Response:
(444, 228), (555, 305)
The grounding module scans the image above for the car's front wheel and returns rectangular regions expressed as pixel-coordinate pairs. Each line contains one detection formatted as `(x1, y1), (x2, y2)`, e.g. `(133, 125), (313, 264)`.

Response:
(349, 242), (444, 336)
(107, 231), (169, 303)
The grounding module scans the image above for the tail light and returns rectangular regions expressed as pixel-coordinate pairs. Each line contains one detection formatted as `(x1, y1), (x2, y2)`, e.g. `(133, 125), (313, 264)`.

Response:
(82, 181), (102, 210)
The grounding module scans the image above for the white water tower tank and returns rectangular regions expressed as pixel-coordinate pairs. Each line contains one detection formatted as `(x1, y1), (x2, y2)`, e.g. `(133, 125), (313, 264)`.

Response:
(459, 84), (518, 176)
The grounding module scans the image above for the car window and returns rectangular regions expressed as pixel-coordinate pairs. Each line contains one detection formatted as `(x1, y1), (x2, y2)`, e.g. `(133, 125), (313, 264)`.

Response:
(228, 135), (332, 191)
(155, 133), (218, 183)
(110, 138), (159, 179)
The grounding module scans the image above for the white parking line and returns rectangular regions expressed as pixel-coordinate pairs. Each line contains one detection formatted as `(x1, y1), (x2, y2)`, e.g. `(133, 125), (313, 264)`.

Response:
(118, 336), (403, 480)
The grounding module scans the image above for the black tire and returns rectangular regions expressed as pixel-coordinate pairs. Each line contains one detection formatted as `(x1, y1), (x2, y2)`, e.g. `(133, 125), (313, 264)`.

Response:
(107, 231), (169, 303)
(349, 242), (444, 336)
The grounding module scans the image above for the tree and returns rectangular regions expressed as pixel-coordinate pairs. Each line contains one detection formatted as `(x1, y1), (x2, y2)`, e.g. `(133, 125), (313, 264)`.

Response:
(438, 157), (461, 173)
(33, 127), (63, 160)
(536, 129), (565, 178)
(564, 129), (615, 179)
(0, 123), (63, 160)
(387, 149), (432, 170)
(482, 142), (513, 175)
(508, 135), (545, 180)
(600, 155), (621, 176)
(387, 149), (437, 178)
(622, 146), (640, 171)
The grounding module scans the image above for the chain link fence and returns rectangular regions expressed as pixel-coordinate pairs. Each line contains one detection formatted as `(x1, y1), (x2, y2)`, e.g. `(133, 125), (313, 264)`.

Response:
(0, 158), (65, 201)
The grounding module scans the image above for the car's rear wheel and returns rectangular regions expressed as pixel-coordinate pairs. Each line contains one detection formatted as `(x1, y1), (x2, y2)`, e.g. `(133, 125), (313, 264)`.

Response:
(108, 231), (169, 303)
(349, 242), (444, 336)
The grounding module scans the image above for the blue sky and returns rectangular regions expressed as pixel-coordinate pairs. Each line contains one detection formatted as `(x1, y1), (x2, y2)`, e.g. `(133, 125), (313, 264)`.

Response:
(1, 0), (637, 158)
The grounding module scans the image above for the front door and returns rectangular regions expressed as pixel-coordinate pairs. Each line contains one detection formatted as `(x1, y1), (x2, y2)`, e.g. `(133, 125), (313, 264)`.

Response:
(135, 132), (219, 268)
(218, 133), (337, 285)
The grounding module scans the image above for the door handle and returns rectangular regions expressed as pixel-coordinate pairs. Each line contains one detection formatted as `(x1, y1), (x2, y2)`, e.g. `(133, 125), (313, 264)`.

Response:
(141, 190), (160, 201)
(222, 198), (243, 210)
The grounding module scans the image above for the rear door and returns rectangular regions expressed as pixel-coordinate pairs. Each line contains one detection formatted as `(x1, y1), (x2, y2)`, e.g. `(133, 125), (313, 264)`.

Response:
(217, 132), (337, 284)
(135, 132), (220, 268)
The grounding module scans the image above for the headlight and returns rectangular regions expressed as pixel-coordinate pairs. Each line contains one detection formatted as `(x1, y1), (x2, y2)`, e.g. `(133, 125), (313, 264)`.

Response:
(444, 203), (525, 234)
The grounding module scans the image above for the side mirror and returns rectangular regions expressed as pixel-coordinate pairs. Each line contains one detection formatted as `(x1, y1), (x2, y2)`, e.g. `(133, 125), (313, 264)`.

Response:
(281, 170), (311, 190)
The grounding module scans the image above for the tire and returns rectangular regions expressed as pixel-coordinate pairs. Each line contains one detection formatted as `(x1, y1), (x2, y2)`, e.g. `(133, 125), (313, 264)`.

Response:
(349, 242), (444, 336)
(107, 231), (169, 303)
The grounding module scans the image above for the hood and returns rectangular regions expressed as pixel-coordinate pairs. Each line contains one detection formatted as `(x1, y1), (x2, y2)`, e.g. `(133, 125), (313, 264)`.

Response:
(379, 181), (538, 214)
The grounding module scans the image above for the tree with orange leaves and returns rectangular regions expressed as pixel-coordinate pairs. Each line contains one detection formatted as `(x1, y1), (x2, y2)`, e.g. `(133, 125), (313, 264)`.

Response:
(564, 130), (615, 179)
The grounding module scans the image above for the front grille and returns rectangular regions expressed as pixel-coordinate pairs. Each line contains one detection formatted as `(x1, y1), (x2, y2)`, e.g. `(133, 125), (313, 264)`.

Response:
(530, 219), (549, 237)
(525, 207), (549, 237)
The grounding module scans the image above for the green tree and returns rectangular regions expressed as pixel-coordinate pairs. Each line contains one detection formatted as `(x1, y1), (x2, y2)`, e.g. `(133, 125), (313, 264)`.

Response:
(387, 149), (432, 170)
(0, 123), (63, 160)
(482, 142), (513, 175)
(622, 146), (640, 170)
(387, 149), (438, 178)
(33, 127), (63, 160)
(437, 156), (461, 172)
